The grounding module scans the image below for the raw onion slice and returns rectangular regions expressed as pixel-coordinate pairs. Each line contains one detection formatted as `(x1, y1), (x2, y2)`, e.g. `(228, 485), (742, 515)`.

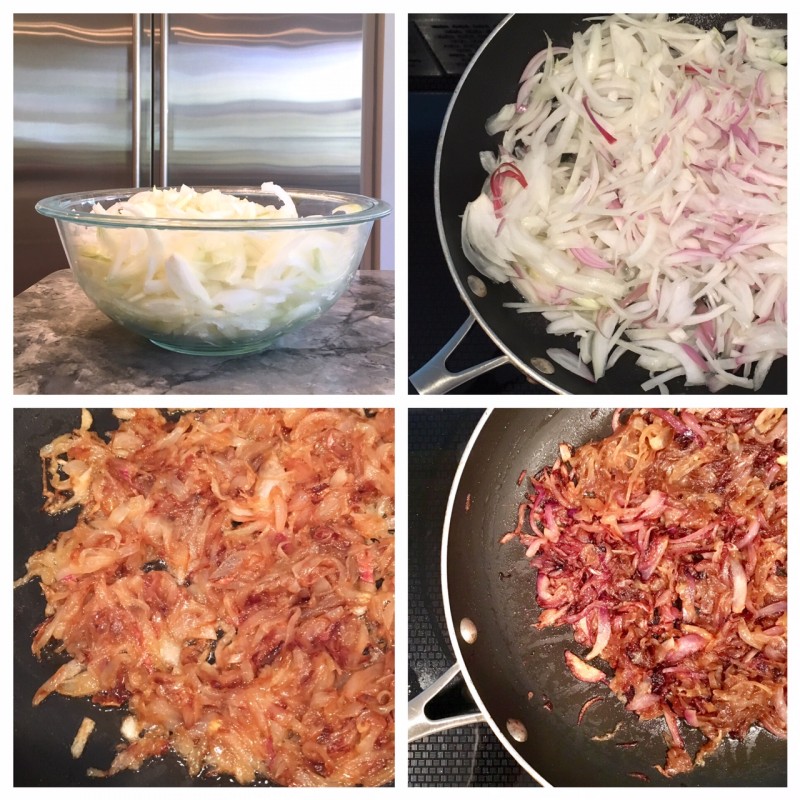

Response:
(462, 15), (786, 391)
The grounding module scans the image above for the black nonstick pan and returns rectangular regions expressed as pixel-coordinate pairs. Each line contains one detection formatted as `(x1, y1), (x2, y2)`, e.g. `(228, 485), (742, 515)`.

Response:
(408, 409), (786, 786)
(410, 14), (788, 394)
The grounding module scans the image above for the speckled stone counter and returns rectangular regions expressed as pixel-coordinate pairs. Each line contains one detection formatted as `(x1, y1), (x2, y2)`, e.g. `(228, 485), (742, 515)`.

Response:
(14, 270), (394, 395)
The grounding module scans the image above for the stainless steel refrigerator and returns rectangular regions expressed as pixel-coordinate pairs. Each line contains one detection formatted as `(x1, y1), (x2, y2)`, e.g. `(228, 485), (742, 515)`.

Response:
(14, 13), (391, 294)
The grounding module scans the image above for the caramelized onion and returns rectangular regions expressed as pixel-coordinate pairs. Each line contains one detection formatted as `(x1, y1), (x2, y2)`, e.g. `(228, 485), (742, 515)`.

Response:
(16, 408), (395, 787)
(505, 408), (786, 776)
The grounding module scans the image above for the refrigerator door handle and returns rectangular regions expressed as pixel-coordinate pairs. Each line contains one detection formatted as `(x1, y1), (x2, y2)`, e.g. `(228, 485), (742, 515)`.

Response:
(158, 13), (170, 186)
(131, 13), (141, 187)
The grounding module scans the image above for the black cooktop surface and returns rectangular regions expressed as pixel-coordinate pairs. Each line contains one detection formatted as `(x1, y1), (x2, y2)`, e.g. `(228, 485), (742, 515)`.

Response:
(408, 409), (537, 786)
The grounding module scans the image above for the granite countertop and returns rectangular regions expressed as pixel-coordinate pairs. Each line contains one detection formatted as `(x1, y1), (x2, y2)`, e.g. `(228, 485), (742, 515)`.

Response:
(14, 270), (394, 395)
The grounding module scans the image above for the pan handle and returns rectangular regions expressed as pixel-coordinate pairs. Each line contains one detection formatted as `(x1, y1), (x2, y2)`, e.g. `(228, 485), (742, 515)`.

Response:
(408, 662), (486, 742)
(409, 317), (510, 394)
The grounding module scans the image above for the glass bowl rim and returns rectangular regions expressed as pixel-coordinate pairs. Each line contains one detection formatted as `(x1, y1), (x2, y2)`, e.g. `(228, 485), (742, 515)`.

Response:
(35, 186), (392, 231)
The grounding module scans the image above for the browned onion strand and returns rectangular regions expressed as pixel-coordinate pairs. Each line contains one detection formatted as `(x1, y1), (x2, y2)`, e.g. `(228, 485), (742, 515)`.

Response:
(16, 408), (395, 787)
(504, 408), (786, 777)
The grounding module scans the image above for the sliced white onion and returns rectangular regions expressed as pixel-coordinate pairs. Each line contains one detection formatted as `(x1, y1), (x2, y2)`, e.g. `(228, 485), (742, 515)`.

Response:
(74, 183), (363, 345)
(462, 14), (786, 391)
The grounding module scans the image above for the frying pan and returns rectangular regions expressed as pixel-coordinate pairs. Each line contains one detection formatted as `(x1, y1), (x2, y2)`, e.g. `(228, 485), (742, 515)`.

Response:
(409, 13), (788, 394)
(408, 408), (787, 786)
(13, 409), (255, 787)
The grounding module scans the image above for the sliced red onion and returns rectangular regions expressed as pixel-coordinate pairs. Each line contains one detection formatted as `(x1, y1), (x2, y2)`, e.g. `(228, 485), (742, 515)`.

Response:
(683, 708), (699, 727)
(581, 97), (617, 144)
(663, 707), (684, 749)
(584, 607), (611, 661)
(356, 552), (374, 584)
(626, 691), (660, 713)
(772, 685), (787, 723)
(503, 407), (786, 777)
(647, 409), (691, 437)
(728, 554), (747, 614)
(542, 507), (560, 542)
(564, 650), (606, 683)
(754, 600), (787, 620)
(538, 573), (565, 608)
(678, 410), (708, 444)
(661, 634), (707, 665)
(461, 14), (786, 391)
(638, 535), (668, 580)
(634, 489), (667, 520)
(578, 696), (604, 725)
(569, 247), (616, 271)
(489, 162), (528, 219)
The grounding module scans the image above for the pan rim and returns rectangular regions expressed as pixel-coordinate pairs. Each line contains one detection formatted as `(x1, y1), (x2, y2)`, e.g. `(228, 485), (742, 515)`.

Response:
(439, 407), (553, 786)
(433, 16), (567, 395)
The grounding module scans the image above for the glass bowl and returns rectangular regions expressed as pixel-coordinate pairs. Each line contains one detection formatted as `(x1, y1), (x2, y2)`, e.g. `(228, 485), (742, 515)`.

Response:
(36, 186), (391, 355)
